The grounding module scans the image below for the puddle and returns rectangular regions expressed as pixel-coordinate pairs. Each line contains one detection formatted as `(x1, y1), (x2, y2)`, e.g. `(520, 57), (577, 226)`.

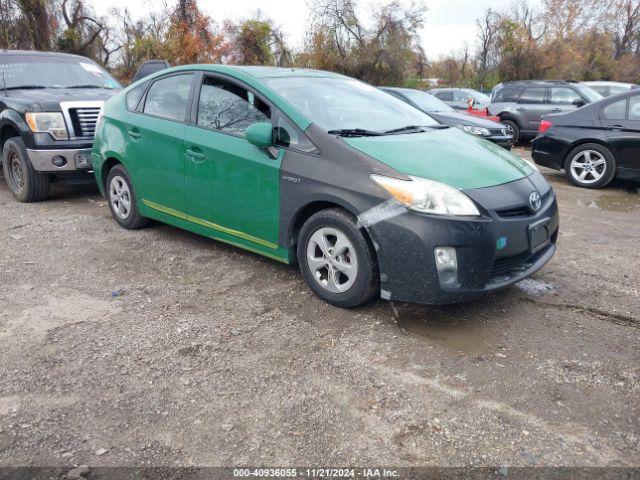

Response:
(578, 189), (640, 213)
(392, 302), (498, 355)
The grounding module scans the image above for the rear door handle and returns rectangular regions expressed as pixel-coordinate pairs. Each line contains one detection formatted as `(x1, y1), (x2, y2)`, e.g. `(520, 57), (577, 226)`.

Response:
(128, 129), (141, 140)
(186, 148), (205, 161)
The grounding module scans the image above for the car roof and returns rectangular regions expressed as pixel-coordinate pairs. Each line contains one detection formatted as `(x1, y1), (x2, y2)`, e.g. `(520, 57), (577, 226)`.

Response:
(0, 49), (91, 61)
(582, 81), (635, 87)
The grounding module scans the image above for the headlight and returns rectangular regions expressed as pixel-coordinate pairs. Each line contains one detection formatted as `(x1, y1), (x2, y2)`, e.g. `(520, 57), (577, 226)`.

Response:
(459, 125), (491, 136)
(25, 112), (69, 140)
(371, 174), (480, 217)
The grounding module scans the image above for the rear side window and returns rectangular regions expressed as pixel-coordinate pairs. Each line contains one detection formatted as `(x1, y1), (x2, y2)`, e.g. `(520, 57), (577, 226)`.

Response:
(126, 83), (147, 111)
(601, 98), (627, 120)
(550, 87), (581, 105)
(494, 88), (522, 103)
(629, 95), (640, 120)
(197, 76), (271, 136)
(610, 86), (628, 96)
(519, 87), (546, 104)
(143, 74), (194, 122)
(590, 85), (608, 96)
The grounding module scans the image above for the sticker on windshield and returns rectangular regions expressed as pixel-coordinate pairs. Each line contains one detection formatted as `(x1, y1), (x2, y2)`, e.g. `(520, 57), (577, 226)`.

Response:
(80, 62), (104, 76)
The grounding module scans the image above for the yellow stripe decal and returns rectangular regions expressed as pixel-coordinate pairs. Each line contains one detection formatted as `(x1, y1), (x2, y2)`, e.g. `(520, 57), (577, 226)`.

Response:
(142, 199), (279, 250)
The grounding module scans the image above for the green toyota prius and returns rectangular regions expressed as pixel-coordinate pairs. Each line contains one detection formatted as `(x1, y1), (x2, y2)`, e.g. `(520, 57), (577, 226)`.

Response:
(92, 65), (559, 308)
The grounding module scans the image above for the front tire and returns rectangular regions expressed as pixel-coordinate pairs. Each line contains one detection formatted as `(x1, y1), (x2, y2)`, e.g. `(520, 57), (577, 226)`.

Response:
(2, 138), (50, 202)
(106, 164), (149, 229)
(565, 143), (616, 189)
(502, 119), (520, 144)
(297, 208), (379, 308)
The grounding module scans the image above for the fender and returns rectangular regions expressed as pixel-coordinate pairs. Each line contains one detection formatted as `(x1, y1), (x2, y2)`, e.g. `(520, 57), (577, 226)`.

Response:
(0, 109), (31, 146)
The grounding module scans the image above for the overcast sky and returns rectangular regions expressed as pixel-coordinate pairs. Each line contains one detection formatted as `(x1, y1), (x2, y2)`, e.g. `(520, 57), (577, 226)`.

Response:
(92, 0), (542, 60)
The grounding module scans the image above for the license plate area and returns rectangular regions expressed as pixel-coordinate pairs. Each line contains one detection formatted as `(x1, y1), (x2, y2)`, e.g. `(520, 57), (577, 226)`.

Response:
(528, 217), (551, 253)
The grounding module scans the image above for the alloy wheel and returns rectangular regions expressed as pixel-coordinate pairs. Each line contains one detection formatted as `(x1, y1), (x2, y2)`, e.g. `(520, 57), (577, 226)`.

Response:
(306, 227), (358, 293)
(569, 150), (606, 184)
(109, 175), (132, 220)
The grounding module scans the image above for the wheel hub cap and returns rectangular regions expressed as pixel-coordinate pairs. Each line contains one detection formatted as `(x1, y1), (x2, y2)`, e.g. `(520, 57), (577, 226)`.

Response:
(109, 176), (132, 220)
(569, 150), (606, 184)
(306, 227), (358, 294)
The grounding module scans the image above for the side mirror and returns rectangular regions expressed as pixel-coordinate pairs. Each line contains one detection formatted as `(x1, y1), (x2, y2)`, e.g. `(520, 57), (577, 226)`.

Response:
(573, 99), (586, 107)
(246, 122), (273, 148)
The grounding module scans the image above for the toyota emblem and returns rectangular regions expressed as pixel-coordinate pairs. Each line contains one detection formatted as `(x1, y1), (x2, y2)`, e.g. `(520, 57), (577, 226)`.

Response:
(529, 191), (542, 211)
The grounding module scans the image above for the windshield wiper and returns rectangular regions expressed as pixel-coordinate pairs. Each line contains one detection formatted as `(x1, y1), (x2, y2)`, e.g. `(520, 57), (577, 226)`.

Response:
(4, 85), (48, 90)
(327, 128), (384, 137)
(67, 84), (113, 89)
(383, 124), (451, 135)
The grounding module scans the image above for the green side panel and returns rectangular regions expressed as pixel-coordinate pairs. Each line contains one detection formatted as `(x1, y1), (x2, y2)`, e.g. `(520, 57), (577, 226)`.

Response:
(183, 126), (283, 248)
(139, 199), (291, 264)
(344, 128), (534, 190)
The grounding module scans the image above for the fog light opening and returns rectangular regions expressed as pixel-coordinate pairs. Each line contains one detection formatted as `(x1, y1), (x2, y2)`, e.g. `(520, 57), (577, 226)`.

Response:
(51, 155), (67, 168)
(434, 247), (458, 287)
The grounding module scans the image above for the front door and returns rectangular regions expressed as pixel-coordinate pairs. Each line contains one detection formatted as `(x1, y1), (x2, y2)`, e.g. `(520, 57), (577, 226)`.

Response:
(184, 74), (282, 251)
(131, 72), (195, 213)
(516, 86), (549, 133)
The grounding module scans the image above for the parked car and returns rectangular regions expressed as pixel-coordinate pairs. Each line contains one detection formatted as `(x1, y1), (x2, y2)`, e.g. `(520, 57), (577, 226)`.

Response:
(488, 80), (603, 143)
(132, 60), (170, 83)
(532, 89), (640, 188)
(93, 66), (558, 308)
(379, 87), (514, 149)
(0, 50), (121, 202)
(430, 87), (491, 110)
(582, 81), (637, 97)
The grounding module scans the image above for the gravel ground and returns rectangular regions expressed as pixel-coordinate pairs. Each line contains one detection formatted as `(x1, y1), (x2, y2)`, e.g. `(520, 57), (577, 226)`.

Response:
(0, 147), (639, 469)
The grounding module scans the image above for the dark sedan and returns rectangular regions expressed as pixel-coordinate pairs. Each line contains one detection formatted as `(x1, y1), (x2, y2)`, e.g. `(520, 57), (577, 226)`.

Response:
(532, 90), (640, 188)
(380, 87), (514, 149)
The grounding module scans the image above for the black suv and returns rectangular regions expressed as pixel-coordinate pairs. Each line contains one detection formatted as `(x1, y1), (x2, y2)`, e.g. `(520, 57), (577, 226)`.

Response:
(0, 50), (121, 202)
(488, 81), (602, 143)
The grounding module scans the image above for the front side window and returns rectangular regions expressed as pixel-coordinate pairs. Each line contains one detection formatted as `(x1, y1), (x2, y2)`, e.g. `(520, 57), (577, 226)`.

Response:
(494, 88), (523, 103)
(399, 89), (453, 113)
(143, 74), (194, 121)
(264, 76), (439, 132)
(273, 114), (318, 154)
(610, 86), (628, 96)
(0, 55), (120, 90)
(433, 91), (452, 101)
(519, 87), (546, 104)
(550, 87), (582, 105)
(601, 98), (627, 120)
(197, 77), (270, 136)
(629, 95), (640, 121)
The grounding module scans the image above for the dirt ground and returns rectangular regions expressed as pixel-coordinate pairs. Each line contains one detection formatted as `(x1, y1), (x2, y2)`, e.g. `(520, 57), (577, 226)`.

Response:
(0, 147), (639, 469)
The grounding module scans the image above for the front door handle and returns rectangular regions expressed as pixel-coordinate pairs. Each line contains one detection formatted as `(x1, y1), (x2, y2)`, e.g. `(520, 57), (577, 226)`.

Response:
(186, 148), (205, 161)
(128, 129), (141, 140)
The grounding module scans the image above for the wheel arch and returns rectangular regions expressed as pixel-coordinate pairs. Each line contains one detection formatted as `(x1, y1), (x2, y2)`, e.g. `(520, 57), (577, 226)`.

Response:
(96, 153), (126, 197)
(0, 123), (21, 152)
(563, 139), (615, 168)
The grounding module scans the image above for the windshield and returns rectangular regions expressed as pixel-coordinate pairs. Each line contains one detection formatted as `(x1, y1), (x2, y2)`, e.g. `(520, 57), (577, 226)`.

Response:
(0, 56), (121, 90)
(575, 84), (603, 103)
(396, 89), (454, 112)
(264, 76), (440, 132)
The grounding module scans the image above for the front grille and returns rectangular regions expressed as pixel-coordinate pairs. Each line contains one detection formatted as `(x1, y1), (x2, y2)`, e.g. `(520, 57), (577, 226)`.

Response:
(491, 252), (530, 277)
(490, 127), (508, 136)
(496, 205), (530, 218)
(69, 107), (101, 138)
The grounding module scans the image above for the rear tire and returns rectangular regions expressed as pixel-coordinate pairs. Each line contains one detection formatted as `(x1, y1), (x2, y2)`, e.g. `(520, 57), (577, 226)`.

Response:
(106, 164), (149, 229)
(2, 137), (50, 202)
(564, 143), (616, 189)
(297, 208), (379, 308)
(502, 119), (520, 144)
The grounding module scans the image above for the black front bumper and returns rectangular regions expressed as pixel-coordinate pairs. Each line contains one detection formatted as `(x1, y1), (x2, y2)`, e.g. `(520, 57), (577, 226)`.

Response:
(487, 135), (514, 149)
(368, 175), (559, 304)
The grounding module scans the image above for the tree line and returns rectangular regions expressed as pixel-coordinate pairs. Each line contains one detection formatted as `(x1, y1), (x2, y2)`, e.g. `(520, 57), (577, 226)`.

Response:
(1, 0), (639, 88)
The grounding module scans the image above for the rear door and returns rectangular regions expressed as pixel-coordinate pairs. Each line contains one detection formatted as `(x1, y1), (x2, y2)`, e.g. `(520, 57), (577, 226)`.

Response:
(129, 72), (195, 213)
(183, 73), (282, 249)
(516, 87), (549, 133)
(601, 94), (640, 171)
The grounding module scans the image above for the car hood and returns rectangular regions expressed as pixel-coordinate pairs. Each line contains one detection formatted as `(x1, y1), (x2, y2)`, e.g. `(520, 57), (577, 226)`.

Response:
(343, 127), (533, 190)
(429, 110), (502, 128)
(4, 87), (119, 111)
